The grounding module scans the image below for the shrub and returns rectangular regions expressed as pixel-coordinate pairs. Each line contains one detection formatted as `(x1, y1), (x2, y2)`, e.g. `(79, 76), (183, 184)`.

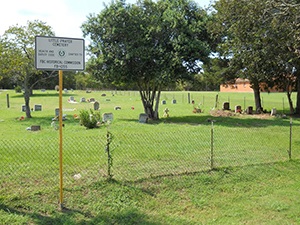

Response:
(14, 86), (22, 93)
(79, 109), (101, 129)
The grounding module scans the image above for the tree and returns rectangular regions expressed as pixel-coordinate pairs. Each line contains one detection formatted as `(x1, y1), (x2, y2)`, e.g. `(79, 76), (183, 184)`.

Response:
(82, 0), (211, 119)
(212, 0), (300, 114)
(211, 0), (276, 113)
(265, 0), (300, 114)
(1, 20), (55, 118)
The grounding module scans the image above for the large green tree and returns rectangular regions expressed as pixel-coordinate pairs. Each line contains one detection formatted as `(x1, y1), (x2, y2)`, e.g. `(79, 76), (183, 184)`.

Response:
(265, 0), (300, 114)
(82, 0), (211, 119)
(212, 0), (300, 114)
(212, 0), (278, 113)
(1, 20), (55, 118)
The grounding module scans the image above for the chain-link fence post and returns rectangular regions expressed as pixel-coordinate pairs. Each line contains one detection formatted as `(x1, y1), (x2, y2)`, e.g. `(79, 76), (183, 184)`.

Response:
(210, 120), (214, 170)
(288, 117), (292, 160)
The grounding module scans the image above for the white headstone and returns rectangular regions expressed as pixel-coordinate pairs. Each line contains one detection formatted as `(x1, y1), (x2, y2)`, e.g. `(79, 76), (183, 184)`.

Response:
(102, 113), (113, 123)
(139, 113), (148, 123)
(271, 108), (277, 116)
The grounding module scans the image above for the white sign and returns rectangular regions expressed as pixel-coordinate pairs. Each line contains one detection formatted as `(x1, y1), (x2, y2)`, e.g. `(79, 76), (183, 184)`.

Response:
(35, 36), (85, 71)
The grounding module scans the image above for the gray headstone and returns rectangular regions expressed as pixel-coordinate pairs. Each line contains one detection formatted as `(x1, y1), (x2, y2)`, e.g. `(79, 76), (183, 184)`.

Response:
(34, 104), (42, 111)
(89, 98), (96, 102)
(161, 100), (166, 105)
(172, 99), (176, 104)
(102, 113), (113, 123)
(55, 108), (60, 117)
(80, 97), (86, 102)
(114, 106), (121, 110)
(94, 101), (100, 110)
(31, 125), (41, 131)
(235, 105), (242, 113)
(246, 106), (253, 114)
(69, 96), (75, 101)
(223, 102), (230, 110)
(139, 113), (148, 123)
(21, 105), (26, 112)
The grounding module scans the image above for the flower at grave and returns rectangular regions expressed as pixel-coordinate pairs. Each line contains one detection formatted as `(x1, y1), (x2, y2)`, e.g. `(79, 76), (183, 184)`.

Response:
(73, 114), (79, 119)
(163, 108), (170, 117)
(19, 116), (25, 120)
(131, 106), (135, 110)
(73, 173), (81, 180)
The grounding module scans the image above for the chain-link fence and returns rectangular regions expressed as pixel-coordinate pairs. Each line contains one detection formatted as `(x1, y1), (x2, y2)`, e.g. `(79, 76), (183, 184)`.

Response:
(1, 119), (299, 200)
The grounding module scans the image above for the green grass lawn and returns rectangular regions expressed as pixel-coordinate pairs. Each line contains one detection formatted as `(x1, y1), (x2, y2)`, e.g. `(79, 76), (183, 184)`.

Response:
(0, 89), (300, 224)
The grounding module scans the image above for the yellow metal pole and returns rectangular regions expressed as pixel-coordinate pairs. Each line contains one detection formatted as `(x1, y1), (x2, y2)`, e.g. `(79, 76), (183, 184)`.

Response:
(58, 70), (64, 209)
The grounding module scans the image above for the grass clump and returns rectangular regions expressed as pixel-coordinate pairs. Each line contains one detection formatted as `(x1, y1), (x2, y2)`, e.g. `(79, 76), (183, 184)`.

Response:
(79, 109), (101, 129)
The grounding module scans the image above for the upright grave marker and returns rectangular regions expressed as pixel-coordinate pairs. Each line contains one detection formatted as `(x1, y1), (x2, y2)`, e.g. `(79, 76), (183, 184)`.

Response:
(35, 36), (85, 209)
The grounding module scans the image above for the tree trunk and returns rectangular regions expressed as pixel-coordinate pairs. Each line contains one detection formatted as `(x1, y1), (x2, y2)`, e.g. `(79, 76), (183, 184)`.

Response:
(24, 87), (32, 118)
(153, 90), (161, 120)
(252, 82), (262, 113)
(295, 72), (300, 115)
(24, 72), (32, 118)
(286, 80), (295, 114)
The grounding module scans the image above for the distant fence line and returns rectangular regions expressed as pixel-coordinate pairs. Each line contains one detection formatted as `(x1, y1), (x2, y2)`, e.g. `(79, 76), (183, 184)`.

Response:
(111, 90), (296, 114)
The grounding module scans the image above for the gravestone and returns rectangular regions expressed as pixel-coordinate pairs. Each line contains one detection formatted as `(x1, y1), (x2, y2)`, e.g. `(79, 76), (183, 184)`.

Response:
(80, 97), (86, 102)
(161, 100), (166, 105)
(41, 89), (46, 92)
(31, 125), (41, 131)
(89, 98), (96, 102)
(114, 106), (121, 110)
(54, 108), (67, 120)
(172, 99), (176, 104)
(21, 105), (26, 112)
(34, 104), (42, 111)
(223, 102), (230, 110)
(271, 108), (277, 116)
(55, 108), (60, 117)
(101, 93), (106, 97)
(69, 96), (75, 102)
(64, 88), (68, 93)
(139, 113), (148, 123)
(246, 106), (253, 114)
(94, 101), (100, 110)
(102, 113), (113, 123)
(235, 105), (242, 113)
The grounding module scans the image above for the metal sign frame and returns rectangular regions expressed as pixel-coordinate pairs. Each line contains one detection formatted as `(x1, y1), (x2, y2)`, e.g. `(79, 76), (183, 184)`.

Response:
(35, 36), (85, 71)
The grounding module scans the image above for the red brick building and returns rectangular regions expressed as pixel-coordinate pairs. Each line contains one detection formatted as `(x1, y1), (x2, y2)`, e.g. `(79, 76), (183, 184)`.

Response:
(220, 78), (283, 93)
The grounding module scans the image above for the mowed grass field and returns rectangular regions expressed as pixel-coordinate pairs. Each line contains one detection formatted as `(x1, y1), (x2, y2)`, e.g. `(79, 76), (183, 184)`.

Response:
(0, 89), (300, 224)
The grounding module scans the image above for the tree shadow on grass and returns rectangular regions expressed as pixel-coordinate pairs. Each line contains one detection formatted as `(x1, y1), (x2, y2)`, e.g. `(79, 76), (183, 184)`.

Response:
(0, 203), (161, 225)
(11, 92), (78, 98)
(120, 113), (292, 128)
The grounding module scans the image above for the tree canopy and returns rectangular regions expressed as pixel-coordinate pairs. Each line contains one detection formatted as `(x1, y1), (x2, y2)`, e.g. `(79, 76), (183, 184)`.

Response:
(0, 20), (55, 118)
(82, 0), (212, 119)
(211, 0), (300, 114)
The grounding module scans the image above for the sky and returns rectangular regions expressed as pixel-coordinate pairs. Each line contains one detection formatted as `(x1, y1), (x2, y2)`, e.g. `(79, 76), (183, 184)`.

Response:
(0, 0), (213, 41)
